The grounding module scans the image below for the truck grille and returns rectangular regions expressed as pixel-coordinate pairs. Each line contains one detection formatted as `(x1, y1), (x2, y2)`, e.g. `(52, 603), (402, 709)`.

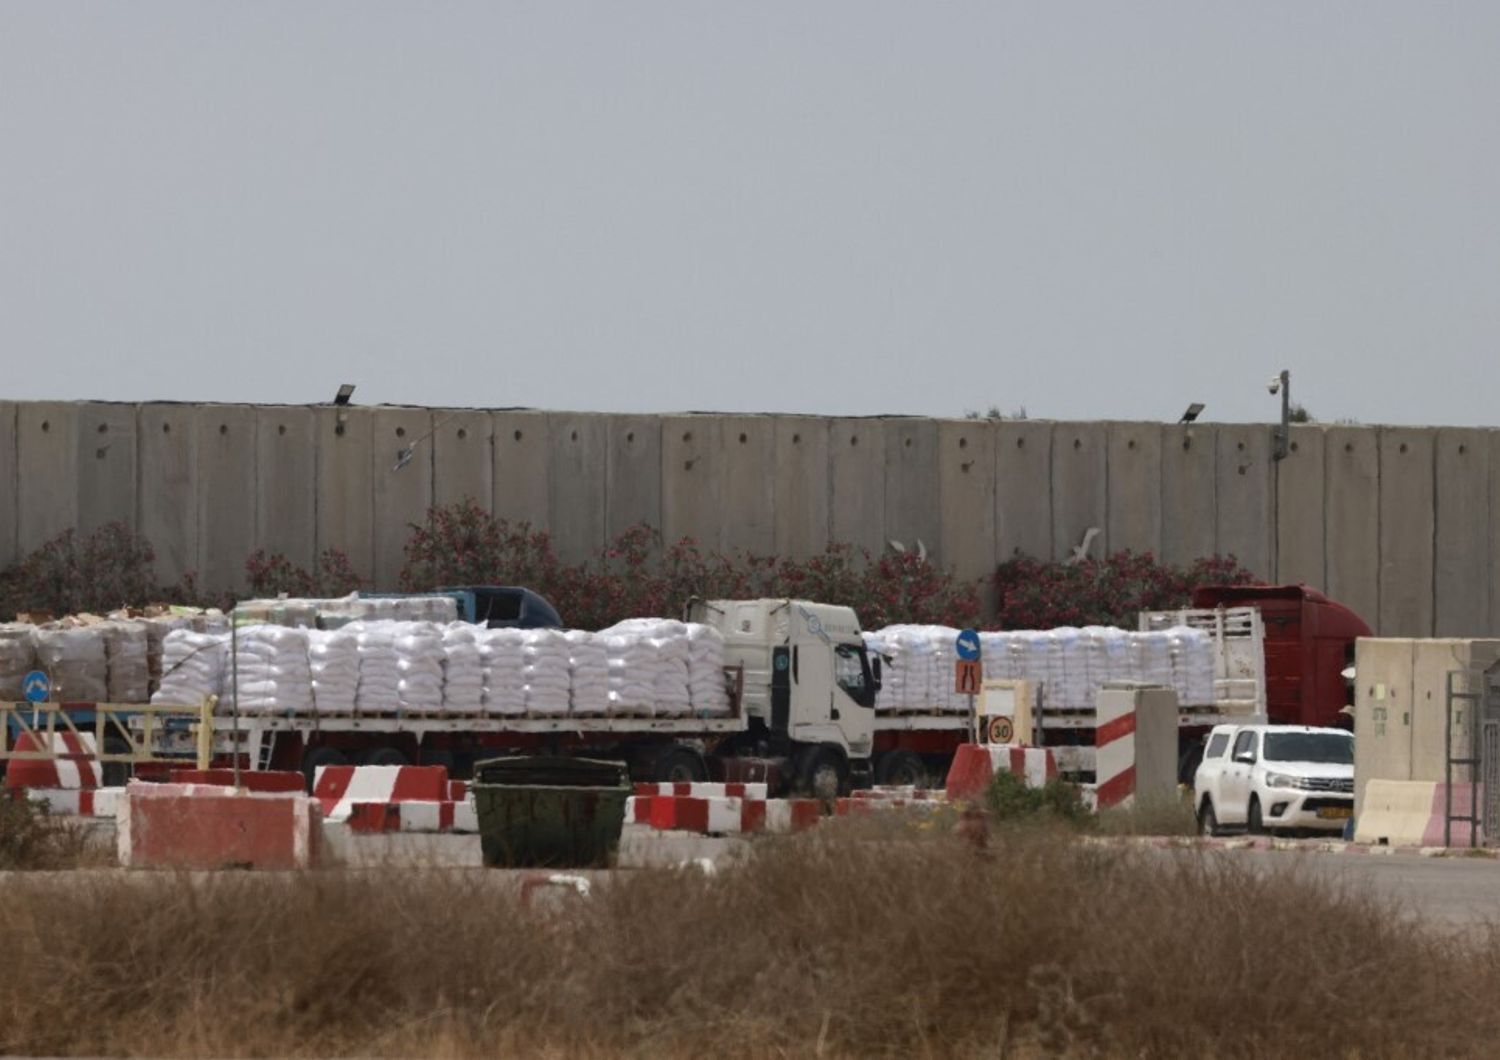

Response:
(1301, 778), (1353, 794)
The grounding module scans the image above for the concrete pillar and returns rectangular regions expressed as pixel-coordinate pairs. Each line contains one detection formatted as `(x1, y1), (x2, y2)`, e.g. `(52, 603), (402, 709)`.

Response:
(17, 402), (79, 554)
(828, 419), (887, 556)
(1434, 429), (1489, 636)
(1275, 425), (1325, 589)
(547, 412), (608, 564)
(604, 415), (662, 544)
(1378, 428), (1436, 637)
(1324, 426), (1380, 630)
(1214, 425), (1273, 579)
(937, 419), (997, 587)
(0, 401), (17, 566)
(1159, 425), (1216, 567)
(884, 419), (941, 559)
(771, 417), (829, 559)
(432, 409), (495, 512)
(371, 407), (434, 590)
(138, 404), (199, 589)
(721, 416), (774, 555)
(995, 421), (1052, 563)
(1051, 423), (1108, 562)
(492, 411), (551, 531)
(1106, 422), (1162, 556)
(1491, 431), (1500, 637)
(314, 405), (374, 584)
(76, 403), (138, 536)
(255, 406), (317, 570)
(195, 406), (258, 594)
(661, 416), (721, 551)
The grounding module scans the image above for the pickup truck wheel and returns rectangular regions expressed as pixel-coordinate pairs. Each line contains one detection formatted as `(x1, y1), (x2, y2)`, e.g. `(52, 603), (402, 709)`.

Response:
(1197, 798), (1221, 838)
(874, 750), (928, 789)
(654, 747), (708, 785)
(1247, 796), (1265, 836)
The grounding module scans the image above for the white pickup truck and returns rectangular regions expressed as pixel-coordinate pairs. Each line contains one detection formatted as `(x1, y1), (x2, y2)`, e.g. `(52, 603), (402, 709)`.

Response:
(1193, 724), (1354, 836)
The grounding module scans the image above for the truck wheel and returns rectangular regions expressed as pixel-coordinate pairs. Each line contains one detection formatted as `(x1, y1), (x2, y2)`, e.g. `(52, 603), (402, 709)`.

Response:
(301, 746), (350, 791)
(799, 747), (847, 801)
(654, 747), (708, 785)
(1247, 796), (1265, 836)
(1197, 798), (1221, 838)
(874, 751), (928, 789)
(362, 746), (409, 767)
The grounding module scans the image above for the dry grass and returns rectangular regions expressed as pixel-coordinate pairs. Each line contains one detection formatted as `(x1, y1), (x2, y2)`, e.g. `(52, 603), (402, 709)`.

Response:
(0, 795), (112, 870)
(0, 816), (1496, 1057)
(1093, 789), (1200, 836)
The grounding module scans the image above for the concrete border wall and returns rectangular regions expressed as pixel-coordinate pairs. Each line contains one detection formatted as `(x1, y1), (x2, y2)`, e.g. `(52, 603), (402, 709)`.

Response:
(0, 403), (1486, 637)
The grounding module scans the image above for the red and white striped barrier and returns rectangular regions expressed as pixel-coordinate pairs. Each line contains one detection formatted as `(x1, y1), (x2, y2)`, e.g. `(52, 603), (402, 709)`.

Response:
(2, 731), (102, 790)
(119, 781), (320, 869)
(312, 765), (449, 821)
(634, 782), (771, 800)
(10, 786), (122, 817)
(344, 800), (479, 834)
(1354, 780), (1479, 848)
(626, 795), (822, 835)
(944, 744), (1058, 801)
(1088, 692), (1137, 809)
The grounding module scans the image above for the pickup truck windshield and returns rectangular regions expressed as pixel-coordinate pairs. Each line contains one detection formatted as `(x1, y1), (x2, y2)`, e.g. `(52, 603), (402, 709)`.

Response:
(1263, 733), (1353, 765)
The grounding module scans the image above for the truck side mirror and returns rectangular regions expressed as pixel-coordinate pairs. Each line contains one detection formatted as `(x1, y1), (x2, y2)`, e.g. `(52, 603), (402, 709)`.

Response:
(1234, 751), (1256, 765)
(871, 656), (883, 690)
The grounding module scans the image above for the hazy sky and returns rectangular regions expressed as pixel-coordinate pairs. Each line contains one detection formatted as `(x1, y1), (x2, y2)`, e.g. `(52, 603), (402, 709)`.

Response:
(2, 3), (1496, 425)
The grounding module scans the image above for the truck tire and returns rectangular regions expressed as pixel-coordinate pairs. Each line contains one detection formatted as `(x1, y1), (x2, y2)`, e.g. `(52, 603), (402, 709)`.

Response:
(1197, 797), (1221, 838)
(301, 746), (349, 791)
(874, 750), (928, 789)
(362, 746), (409, 768)
(1247, 796), (1265, 836)
(654, 746), (708, 785)
(798, 747), (848, 801)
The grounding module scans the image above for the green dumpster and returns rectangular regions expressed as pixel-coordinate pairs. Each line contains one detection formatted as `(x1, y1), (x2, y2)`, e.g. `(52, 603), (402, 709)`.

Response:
(471, 755), (631, 868)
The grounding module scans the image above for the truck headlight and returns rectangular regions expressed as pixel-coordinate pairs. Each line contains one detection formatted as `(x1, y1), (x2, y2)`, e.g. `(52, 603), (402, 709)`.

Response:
(1264, 773), (1298, 790)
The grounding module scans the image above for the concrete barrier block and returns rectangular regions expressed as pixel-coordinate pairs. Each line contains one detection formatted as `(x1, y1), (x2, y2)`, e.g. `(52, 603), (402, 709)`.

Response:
(255, 406), (316, 570)
(1160, 425), (1216, 567)
(1215, 425), (1273, 578)
(0, 401), (14, 565)
(1326, 427), (1380, 629)
(938, 419), (997, 586)
(772, 417), (829, 559)
(1435, 429), (1489, 636)
(138, 403), (199, 587)
(661, 416), (722, 550)
(721, 416), (775, 555)
(432, 409), (494, 511)
(372, 407), (434, 588)
(76, 402), (138, 535)
(314, 405), (374, 580)
(1106, 422), (1162, 557)
(885, 419), (940, 561)
(1353, 779), (1442, 847)
(829, 419), (886, 553)
(1276, 425), (1325, 587)
(995, 421), (1052, 562)
(604, 415), (662, 541)
(1051, 424), (1108, 562)
(1379, 428), (1436, 636)
(492, 411), (551, 531)
(118, 784), (320, 869)
(17, 401), (78, 553)
(548, 412), (608, 563)
(196, 405), (259, 593)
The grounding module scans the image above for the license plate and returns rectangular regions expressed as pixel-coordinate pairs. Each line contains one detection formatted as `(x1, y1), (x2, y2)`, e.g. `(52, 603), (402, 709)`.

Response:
(1317, 806), (1352, 820)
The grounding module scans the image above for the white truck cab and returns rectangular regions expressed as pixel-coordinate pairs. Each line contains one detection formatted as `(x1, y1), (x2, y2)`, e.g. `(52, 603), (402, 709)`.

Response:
(692, 598), (879, 796)
(1194, 724), (1354, 836)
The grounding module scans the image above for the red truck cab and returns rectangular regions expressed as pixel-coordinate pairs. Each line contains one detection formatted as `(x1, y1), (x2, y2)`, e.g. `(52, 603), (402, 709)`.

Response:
(1192, 584), (1372, 730)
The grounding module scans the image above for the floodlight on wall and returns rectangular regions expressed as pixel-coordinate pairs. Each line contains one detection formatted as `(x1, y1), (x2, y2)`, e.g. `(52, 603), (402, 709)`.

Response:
(1270, 369), (1291, 460)
(333, 384), (356, 406)
(1179, 403), (1205, 424)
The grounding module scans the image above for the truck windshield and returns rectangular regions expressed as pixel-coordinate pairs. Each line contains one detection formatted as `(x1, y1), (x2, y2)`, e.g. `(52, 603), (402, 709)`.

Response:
(1263, 732), (1353, 765)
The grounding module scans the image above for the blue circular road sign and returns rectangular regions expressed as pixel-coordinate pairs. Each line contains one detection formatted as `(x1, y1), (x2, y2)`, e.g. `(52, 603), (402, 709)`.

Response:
(22, 670), (51, 704)
(955, 629), (981, 662)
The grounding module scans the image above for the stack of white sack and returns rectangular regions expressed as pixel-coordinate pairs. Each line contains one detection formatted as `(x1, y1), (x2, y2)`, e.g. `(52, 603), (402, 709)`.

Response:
(480, 629), (526, 716)
(1047, 627), (1095, 709)
(352, 622), (400, 711)
(142, 615), (192, 696)
(1169, 626), (1216, 706)
(331, 595), (459, 625)
(522, 629), (571, 715)
(152, 630), (229, 706)
(34, 626), (108, 702)
(883, 626), (938, 711)
(307, 629), (359, 714)
(649, 632), (692, 716)
(685, 623), (730, 715)
(1087, 626), (1135, 685)
(1135, 630), (1175, 691)
(565, 630), (611, 716)
(230, 625), (312, 714)
(0, 624), (36, 701)
(926, 626), (970, 713)
(102, 620), (150, 703)
(396, 623), (444, 714)
(601, 632), (656, 715)
(977, 632), (1012, 681)
(234, 598), (320, 628)
(441, 624), (485, 714)
(1015, 631), (1052, 696)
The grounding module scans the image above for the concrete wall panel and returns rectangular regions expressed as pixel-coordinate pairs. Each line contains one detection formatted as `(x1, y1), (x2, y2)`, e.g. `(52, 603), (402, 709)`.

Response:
(492, 411), (551, 531)
(195, 406), (258, 594)
(1275, 425), (1325, 588)
(314, 406), (374, 583)
(371, 408), (434, 589)
(829, 419), (886, 555)
(0, 402), (17, 565)
(995, 421), (1052, 563)
(17, 402), (79, 554)
(1159, 425), (1216, 566)
(432, 410), (494, 512)
(937, 420), (996, 585)
(1378, 428), (1436, 637)
(1051, 424), (1108, 562)
(254, 407), (316, 570)
(548, 412), (608, 563)
(884, 420), (941, 559)
(661, 416), (721, 551)
(1325, 427), (1380, 629)
(1214, 426), (1273, 578)
(1492, 432), (1500, 637)
(604, 415), (662, 543)
(138, 404), (198, 588)
(1434, 429), (1489, 637)
(1106, 422), (1162, 556)
(721, 416), (775, 555)
(771, 418), (828, 559)
(76, 403), (138, 536)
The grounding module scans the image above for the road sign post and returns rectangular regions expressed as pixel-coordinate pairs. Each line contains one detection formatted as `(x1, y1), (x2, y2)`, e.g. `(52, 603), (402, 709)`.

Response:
(955, 630), (982, 743)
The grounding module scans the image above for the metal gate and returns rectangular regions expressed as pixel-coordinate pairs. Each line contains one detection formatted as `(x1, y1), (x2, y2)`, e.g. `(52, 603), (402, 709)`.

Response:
(1484, 719), (1500, 844)
(1449, 664), (1500, 846)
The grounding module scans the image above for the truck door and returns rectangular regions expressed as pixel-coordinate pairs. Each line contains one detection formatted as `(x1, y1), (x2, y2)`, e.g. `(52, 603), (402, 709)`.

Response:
(830, 642), (877, 759)
(1219, 729), (1258, 824)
